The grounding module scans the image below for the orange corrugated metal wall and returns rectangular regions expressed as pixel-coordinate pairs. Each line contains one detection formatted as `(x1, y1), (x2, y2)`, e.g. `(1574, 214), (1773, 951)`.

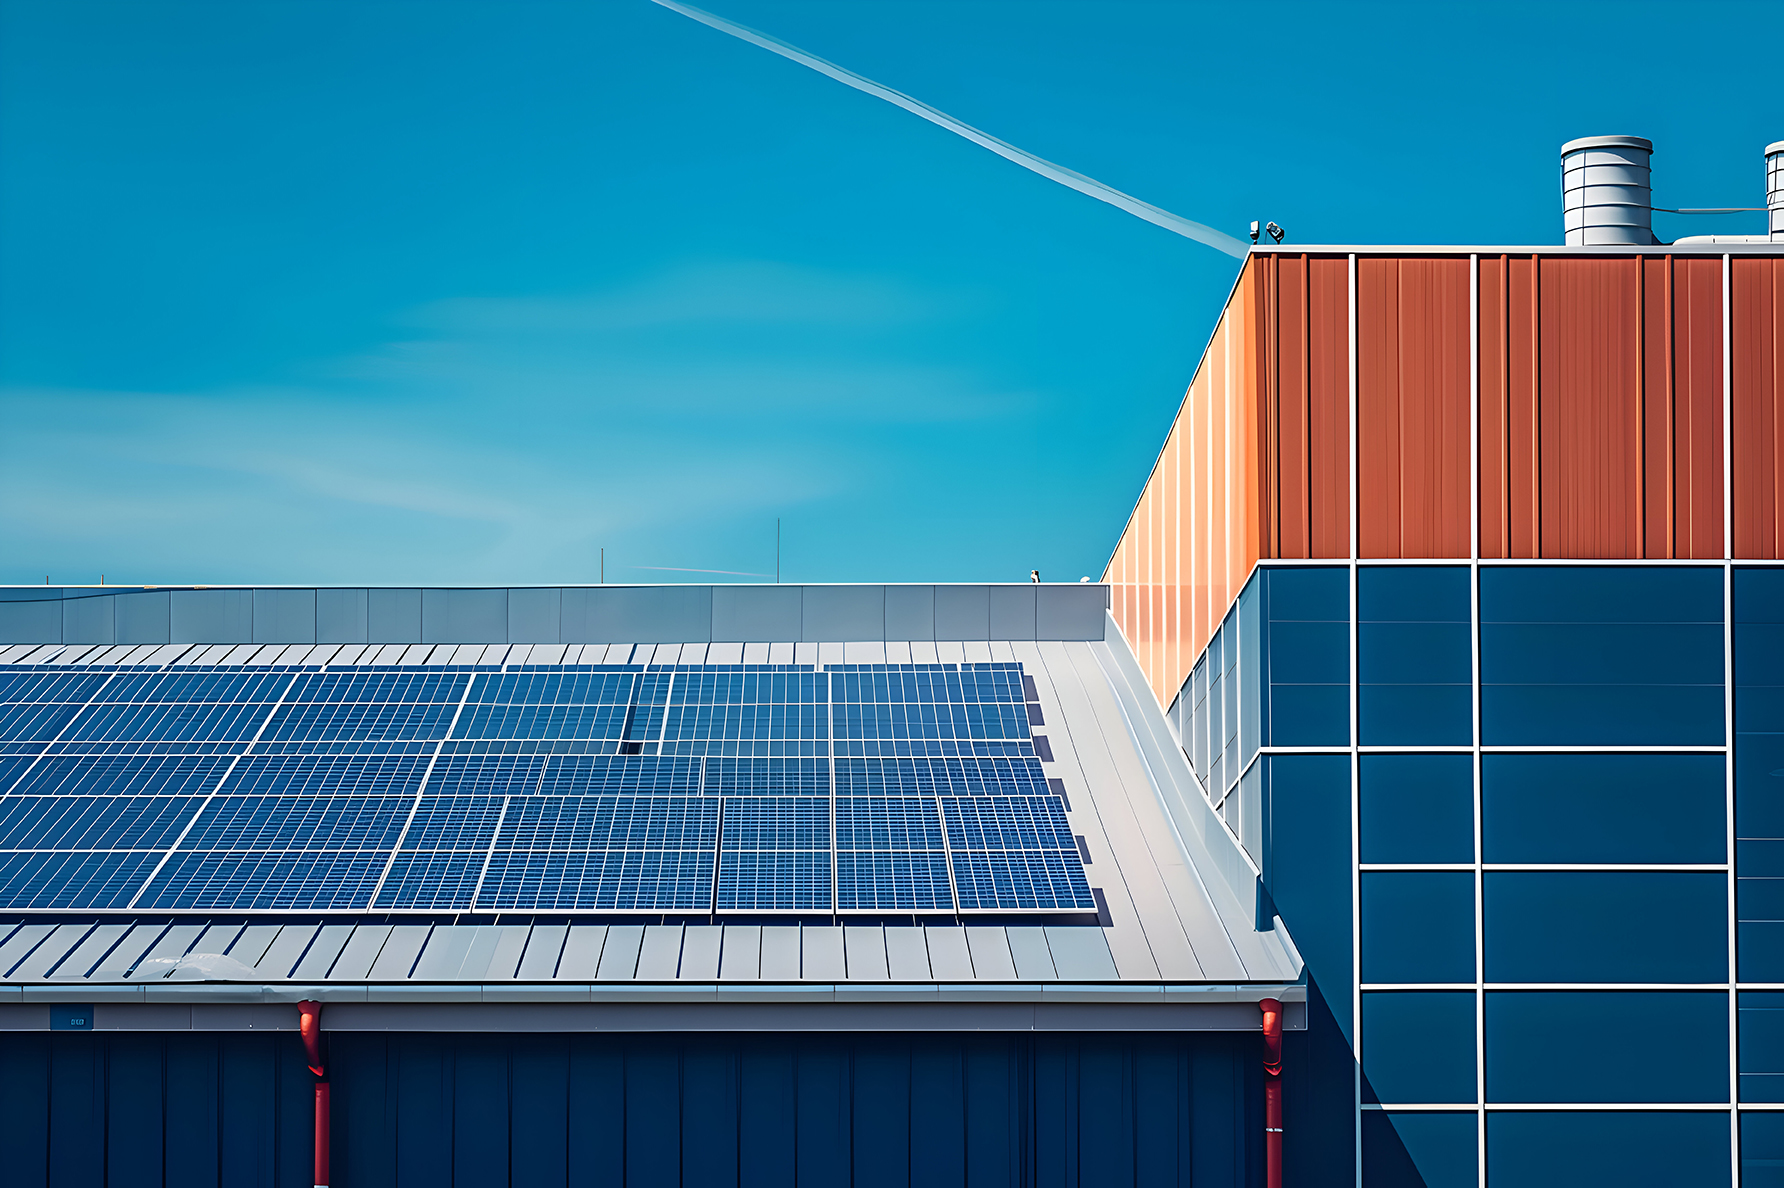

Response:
(1358, 257), (1471, 557)
(1735, 258), (1784, 556)
(1478, 255), (1726, 559)
(1110, 250), (1780, 708)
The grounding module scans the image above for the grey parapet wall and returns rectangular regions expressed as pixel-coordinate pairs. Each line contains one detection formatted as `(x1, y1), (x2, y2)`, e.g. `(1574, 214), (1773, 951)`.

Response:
(0, 584), (1110, 647)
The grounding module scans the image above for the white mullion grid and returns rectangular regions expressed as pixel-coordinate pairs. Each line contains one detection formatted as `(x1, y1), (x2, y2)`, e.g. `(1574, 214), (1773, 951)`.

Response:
(367, 670), (481, 906)
(1373, 1102), (1734, 1112)
(1723, 252), (1742, 1185)
(1259, 555), (1768, 567)
(1363, 862), (1728, 873)
(1263, 743), (1726, 755)
(1348, 251), (1362, 1188)
(125, 670), (300, 909)
(1368, 981), (1735, 991)
(1470, 248), (1487, 1188)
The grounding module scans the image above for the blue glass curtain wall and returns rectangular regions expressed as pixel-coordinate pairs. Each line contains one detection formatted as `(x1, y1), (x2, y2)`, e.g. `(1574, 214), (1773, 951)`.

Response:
(1164, 563), (1757, 1188)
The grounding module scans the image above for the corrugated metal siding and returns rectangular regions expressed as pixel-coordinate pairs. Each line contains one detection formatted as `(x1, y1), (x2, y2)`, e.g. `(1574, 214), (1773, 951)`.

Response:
(1109, 268), (1268, 704)
(0, 1030), (1265, 1188)
(1537, 255), (1647, 557)
(1358, 257), (1471, 557)
(1111, 249), (1780, 708)
(1735, 257), (1784, 556)
(1671, 256), (1727, 558)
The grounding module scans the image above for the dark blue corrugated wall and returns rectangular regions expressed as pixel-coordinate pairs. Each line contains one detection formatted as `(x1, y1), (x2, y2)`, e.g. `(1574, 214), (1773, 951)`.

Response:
(0, 1031), (1263, 1187)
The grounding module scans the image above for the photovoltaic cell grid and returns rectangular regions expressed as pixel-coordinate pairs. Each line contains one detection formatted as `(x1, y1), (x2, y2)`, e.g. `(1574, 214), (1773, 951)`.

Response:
(0, 662), (1093, 914)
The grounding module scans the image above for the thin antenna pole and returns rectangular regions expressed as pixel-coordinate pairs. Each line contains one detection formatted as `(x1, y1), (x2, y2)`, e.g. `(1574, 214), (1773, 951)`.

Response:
(600, 548), (604, 584)
(776, 519), (781, 584)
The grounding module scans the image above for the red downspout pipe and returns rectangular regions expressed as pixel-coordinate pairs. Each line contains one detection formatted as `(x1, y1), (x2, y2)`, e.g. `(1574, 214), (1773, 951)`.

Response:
(298, 1000), (330, 1188)
(1260, 998), (1283, 1188)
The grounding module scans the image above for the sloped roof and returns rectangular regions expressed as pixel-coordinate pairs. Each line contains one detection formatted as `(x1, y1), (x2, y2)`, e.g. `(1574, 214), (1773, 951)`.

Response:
(0, 587), (1301, 1031)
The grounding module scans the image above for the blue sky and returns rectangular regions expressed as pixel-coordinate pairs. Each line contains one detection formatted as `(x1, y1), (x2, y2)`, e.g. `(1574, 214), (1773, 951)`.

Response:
(0, 0), (1775, 587)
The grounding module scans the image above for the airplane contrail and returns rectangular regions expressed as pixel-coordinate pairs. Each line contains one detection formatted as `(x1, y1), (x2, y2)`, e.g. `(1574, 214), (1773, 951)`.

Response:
(650, 0), (1249, 259)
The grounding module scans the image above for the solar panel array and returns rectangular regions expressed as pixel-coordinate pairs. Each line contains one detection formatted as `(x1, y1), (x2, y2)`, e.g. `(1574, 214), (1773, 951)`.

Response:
(0, 662), (1093, 915)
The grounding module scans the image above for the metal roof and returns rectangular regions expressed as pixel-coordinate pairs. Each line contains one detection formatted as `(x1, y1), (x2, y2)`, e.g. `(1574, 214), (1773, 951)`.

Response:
(0, 615), (1302, 1031)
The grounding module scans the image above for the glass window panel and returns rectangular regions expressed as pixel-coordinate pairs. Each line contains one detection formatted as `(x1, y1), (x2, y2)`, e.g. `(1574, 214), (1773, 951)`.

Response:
(1359, 566), (1471, 623)
(1363, 1112), (1477, 1188)
(1484, 872), (1727, 983)
(1359, 683), (1472, 747)
(1359, 622), (1472, 685)
(1239, 580), (1262, 766)
(1737, 568), (1784, 624)
(1740, 878), (1784, 921)
(1266, 685), (1350, 749)
(1486, 991), (1727, 1103)
(1485, 566), (1723, 624)
(1362, 991), (1476, 1104)
(1361, 872), (1475, 984)
(1737, 733), (1784, 837)
(1741, 923), (1784, 983)
(1480, 568), (1724, 748)
(1742, 1110), (1784, 1186)
(1483, 622), (1725, 686)
(1482, 680), (1724, 747)
(1744, 840), (1784, 876)
(1360, 754), (1474, 865)
(1264, 754), (1356, 1037)
(1483, 754), (1726, 864)
(1487, 1112), (1729, 1188)
(1740, 992), (1784, 1103)
(1740, 687), (1784, 735)
(1267, 621), (1350, 685)
(1265, 566), (1350, 622)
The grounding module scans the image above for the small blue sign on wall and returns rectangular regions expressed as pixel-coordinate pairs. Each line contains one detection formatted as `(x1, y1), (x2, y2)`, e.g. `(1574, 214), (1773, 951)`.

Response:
(50, 1005), (93, 1031)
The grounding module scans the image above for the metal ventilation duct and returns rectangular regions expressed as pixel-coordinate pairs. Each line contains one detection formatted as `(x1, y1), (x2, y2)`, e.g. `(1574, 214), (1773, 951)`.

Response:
(1561, 135), (1655, 245)
(1769, 140), (1783, 242)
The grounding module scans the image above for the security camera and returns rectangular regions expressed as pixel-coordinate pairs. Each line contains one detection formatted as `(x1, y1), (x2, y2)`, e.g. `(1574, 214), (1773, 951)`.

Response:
(1249, 221), (1260, 244)
(1265, 221), (1285, 244)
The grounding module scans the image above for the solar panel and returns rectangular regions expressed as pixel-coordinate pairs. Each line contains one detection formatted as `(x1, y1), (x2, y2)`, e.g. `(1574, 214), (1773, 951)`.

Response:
(716, 850), (831, 912)
(941, 796), (1094, 911)
(834, 796), (951, 912)
(10, 755), (235, 797)
(0, 660), (1094, 916)
(500, 796), (718, 850)
(706, 757), (830, 796)
(137, 851), (389, 910)
(534, 755), (702, 795)
(398, 795), (507, 848)
(425, 754), (546, 796)
(178, 795), (413, 850)
(0, 795), (206, 850)
(834, 756), (1048, 796)
(0, 851), (167, 909)
(0, 702), (86, 744)
(220, 755), (431, 797)
(373, 851), (484, 910)
(479, 849), (714, 911)
(836, 851), (953, 912)
(67, 701), (277, 744)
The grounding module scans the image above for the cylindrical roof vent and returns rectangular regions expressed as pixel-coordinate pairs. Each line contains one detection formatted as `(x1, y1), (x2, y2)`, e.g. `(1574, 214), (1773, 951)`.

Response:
(1768, 141), (1783, 242)
(1561, 135), (1655, 245)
